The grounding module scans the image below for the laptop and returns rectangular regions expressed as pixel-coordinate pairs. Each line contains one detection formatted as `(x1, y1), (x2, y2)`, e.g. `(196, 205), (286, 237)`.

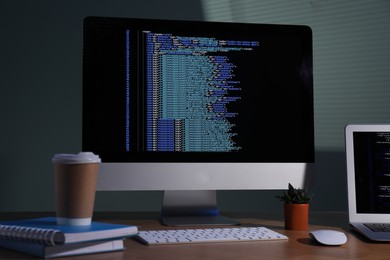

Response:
(345, 124), (390, 241)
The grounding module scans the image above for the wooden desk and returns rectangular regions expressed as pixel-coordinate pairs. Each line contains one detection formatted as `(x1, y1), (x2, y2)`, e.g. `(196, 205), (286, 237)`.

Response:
(0, 212), (389, 259)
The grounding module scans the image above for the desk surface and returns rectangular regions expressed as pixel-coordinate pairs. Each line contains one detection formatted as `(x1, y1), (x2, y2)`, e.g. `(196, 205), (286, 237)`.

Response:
(0, 212), (389, 259)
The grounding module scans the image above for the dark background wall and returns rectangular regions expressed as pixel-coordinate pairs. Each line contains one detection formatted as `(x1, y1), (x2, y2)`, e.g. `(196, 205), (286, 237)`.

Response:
(1, 0), (389, 213)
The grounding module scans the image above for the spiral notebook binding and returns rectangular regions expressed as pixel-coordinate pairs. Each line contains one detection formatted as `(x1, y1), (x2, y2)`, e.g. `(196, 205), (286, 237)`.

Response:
(0, 224), (60, 245)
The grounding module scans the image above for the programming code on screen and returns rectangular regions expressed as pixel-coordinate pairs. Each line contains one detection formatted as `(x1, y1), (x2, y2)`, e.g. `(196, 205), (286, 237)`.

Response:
(354, 132), (390, 213)
(83, 17), (314, 162)
(136, 31), (259, 152)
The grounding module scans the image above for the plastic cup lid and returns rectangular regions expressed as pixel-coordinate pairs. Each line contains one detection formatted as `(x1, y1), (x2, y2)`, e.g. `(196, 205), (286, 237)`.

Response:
(52, 152), (101, 164)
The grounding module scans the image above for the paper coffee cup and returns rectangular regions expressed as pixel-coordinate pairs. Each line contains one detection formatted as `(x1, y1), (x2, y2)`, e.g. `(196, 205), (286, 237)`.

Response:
(53, 152), (101, 226)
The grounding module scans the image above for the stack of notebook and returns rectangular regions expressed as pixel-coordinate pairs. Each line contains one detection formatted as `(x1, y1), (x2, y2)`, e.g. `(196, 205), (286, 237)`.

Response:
(0, 217), (138, 258)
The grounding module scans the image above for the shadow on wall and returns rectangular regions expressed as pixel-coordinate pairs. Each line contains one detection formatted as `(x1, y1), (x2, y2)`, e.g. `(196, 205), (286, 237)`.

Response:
(215, 150), (348, 213)
(310, 150), (348, 211)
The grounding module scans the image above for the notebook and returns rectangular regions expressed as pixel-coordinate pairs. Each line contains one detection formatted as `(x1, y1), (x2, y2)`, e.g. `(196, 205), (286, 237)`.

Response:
(0, 238), (124, 259)
(345, 124), (390, 241)
(0, 217), (138, 245)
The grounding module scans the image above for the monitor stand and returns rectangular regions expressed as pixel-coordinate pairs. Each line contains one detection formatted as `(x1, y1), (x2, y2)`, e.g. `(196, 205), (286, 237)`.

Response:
(161, 190), (240, 226)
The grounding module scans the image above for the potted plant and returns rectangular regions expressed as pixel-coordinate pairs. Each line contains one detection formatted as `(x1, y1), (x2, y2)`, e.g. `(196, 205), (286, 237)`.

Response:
(276, 183), (312, 230)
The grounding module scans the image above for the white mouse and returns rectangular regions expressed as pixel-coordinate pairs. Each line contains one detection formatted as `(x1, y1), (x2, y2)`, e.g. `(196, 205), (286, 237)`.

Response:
(309, 230), (347, 246)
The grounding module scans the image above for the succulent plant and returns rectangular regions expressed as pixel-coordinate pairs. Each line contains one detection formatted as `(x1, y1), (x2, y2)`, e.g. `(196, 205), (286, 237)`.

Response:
(276, 183), (312, 204)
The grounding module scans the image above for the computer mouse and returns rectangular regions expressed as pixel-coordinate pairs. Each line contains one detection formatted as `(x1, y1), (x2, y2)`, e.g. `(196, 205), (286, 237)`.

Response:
(309, 230), (347, 246)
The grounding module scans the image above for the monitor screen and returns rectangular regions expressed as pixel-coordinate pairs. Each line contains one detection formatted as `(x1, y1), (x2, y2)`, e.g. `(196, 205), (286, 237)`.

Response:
(82, 17), (314, 225)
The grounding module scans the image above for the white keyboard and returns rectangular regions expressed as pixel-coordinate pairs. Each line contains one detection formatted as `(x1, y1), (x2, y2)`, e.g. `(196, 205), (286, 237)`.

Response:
(136, 226), (288, 245)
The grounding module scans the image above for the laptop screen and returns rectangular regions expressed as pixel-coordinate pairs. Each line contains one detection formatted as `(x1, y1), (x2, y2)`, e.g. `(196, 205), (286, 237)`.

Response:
(353, 131), (390, 214)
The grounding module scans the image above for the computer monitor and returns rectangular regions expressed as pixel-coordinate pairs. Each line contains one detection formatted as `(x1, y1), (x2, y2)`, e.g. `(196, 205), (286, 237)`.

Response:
(82, 17), (314, 226)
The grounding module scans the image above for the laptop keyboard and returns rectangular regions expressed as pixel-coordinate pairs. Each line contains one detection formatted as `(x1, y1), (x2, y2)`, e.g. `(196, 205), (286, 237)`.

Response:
(364, 223), (390, 232)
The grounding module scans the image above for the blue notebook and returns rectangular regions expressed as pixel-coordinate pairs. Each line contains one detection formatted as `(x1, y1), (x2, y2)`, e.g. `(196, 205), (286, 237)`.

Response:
(0, 217), (138, 245)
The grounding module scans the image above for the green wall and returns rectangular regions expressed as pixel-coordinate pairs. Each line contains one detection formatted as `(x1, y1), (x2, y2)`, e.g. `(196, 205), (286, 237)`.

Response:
(1, 0), (390, 213)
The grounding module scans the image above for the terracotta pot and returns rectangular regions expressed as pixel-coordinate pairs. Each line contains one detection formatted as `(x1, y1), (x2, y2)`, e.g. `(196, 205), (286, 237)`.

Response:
(284, 203), (309, 230)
